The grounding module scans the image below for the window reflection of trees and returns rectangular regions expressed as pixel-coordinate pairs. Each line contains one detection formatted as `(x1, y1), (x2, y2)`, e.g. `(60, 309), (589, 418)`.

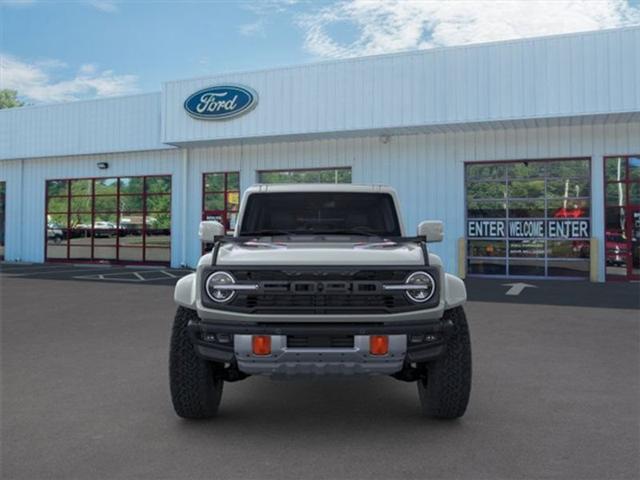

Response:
(45, 175), (171, 263)
(258, 168), (352, 184)
(466, 159), (591, 277)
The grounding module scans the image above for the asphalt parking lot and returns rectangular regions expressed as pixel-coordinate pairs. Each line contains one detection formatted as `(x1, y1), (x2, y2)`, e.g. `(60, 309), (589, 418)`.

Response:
(0, 262), (192, 286)
(1, 264), (639, 479)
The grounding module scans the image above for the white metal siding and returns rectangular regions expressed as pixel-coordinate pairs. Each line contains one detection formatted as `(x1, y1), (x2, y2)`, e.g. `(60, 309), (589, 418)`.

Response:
(0, 93), (170, 161)
(1, 121), (638, 281)
(182, 121), (640, 280)
(2, 28), (638, 163)
(0, 149), (184, 265)
(0, 160), (23, 260)
(163, 28), (640, 145)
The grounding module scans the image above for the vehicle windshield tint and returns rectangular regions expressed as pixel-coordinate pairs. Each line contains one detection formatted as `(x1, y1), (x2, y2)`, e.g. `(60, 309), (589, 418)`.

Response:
(239, 192), (401, 236)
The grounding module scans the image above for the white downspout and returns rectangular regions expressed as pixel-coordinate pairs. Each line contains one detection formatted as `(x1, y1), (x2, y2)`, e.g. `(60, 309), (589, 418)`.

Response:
(19, 158), (24, 262)
(181, 149), (188, 267)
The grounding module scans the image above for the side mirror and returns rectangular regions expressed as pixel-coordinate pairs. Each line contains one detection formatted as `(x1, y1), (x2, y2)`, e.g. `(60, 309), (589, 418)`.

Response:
(199, 220), (225, 243)
(417, 220), (443, 243)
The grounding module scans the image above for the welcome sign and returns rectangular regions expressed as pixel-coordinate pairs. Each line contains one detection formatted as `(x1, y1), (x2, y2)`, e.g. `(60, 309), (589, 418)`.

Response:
(184, 85), (258, 120)
(467, 219), (590, 239)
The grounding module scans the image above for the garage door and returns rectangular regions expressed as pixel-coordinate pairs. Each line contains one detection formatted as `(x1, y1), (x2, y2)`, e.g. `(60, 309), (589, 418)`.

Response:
(465, 159), (591, 278)
(46, 176), (171, 264)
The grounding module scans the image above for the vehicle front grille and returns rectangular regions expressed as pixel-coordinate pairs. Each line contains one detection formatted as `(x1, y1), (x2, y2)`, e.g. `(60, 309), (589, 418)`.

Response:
(236, 293), (399, 314)
(201, 267), (439, 314)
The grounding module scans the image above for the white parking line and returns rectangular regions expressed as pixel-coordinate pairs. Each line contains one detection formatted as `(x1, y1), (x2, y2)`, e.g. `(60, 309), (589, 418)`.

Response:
(72, 269), (182, 282)
(73, 273), (143, 282)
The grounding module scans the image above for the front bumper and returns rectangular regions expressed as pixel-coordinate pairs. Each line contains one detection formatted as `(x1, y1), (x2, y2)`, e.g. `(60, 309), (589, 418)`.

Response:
(235, 334), (407, 376)
(188, 317), (452, 376)
(195, 300), (446, 323)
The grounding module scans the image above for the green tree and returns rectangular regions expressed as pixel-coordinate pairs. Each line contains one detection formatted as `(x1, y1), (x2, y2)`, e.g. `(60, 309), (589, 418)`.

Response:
(0, 90), (24, 109)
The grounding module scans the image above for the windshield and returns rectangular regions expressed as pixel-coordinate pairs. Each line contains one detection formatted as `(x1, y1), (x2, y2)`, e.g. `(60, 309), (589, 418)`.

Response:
(239, 192), (402, 237)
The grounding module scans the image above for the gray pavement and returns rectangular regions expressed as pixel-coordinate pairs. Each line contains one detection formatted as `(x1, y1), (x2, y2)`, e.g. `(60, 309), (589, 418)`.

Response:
(1, 276), (639, 480)
(0, 262), (192, 286)
(466, 277), (640, 309)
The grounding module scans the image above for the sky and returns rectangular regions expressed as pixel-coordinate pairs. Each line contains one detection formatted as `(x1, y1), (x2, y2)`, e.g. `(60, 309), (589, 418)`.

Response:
(1, 0), (640, 105)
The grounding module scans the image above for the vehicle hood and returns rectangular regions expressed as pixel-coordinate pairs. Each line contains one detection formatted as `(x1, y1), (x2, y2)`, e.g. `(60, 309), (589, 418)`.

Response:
(205, 240), (429, 266)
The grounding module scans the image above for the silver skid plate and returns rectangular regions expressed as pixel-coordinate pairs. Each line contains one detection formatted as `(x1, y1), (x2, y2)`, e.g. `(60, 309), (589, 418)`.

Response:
(234, 334), (406, 377)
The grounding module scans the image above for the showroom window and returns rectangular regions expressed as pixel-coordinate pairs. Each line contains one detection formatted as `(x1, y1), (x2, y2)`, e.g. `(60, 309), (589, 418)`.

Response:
(202, 172), (240, 230)
(0, 181), (5, 260)
(46, 175), (171, 264)
(257, 167), (352, 184)
(604, 155), (640, 280)
(465, 159), (591, 278)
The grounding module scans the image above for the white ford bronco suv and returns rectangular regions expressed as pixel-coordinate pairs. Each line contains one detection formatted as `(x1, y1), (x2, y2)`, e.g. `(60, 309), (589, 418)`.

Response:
(170, 184), (471, 419)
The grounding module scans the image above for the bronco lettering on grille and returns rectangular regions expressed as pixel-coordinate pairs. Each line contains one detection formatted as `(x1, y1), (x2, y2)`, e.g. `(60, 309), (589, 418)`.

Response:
(262, 281), (380, 294)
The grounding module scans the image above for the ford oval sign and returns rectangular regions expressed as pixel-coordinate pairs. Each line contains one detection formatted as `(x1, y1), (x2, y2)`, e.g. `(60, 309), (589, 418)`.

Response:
(184, 85), (258, 120)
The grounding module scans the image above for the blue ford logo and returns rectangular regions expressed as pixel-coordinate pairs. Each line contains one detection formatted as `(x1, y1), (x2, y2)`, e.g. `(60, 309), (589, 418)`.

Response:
(184, 85), (258, 120)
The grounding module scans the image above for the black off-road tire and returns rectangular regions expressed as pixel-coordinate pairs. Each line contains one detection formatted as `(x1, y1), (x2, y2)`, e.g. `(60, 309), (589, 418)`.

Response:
(417, 307), (471, 419)
(169, 307), (224, 419)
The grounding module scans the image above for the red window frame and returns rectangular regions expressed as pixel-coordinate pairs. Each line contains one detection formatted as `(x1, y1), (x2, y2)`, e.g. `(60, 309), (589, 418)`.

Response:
(45, 175), (171, 265)
(201, 171), (240, 230)
(603, 155), (640, 281)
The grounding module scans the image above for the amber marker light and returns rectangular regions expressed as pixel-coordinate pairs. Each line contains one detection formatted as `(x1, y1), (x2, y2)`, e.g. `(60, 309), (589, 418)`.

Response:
(252, 335), (272, 356)
(369, 335), (389, 356)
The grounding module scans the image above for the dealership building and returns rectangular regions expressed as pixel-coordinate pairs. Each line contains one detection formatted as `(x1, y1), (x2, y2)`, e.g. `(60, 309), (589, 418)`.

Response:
(1, 27), (639, 281)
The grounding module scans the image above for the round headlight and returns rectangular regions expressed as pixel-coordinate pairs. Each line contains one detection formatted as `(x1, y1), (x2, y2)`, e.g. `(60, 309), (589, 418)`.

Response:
(404, 271), (435, 303)
(205, 271), (236, 303)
